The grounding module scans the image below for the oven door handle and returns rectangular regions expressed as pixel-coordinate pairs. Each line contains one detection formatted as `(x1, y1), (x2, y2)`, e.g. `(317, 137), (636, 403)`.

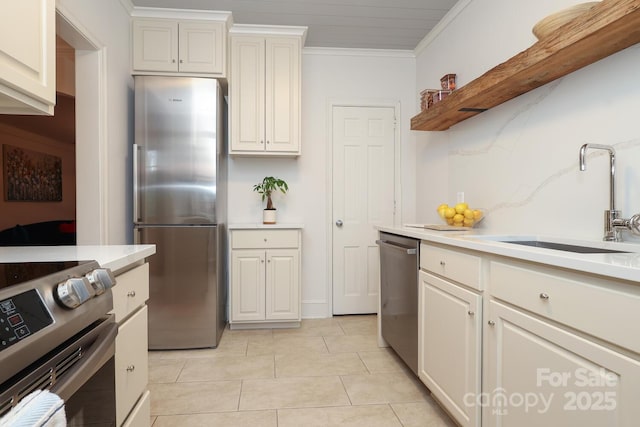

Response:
(376, 239), (417, 255)
(50, 321), (118, 401)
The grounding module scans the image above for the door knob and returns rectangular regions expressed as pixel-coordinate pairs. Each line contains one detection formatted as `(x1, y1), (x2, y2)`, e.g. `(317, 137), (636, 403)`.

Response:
(336, 220), (343, 227)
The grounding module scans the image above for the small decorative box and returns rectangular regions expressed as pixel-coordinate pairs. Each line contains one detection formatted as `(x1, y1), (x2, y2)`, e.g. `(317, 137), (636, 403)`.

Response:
(432, 89), (452, 104)
(440, 74), (457, 90)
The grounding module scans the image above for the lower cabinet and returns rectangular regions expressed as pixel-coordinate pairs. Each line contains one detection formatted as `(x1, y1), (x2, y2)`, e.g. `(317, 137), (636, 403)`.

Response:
(113, 263), (150, 427)
(419, 270), (482, 427)
(485, 299), (640, 426)
(230, 228), (301, 328)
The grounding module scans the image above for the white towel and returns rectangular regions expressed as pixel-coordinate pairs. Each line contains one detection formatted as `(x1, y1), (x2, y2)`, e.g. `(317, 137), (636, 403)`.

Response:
(0, 390), (66, 427)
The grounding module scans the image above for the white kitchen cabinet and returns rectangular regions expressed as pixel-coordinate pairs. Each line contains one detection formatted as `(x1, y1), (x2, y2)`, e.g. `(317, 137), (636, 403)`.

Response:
(483, 259), (640, 426)
(112, 263), (150, 427)
(0, 0), (55, 115)
(485, 299), (640, 426)
(230, 228), (301, 328)
(229, 26), (305, 156)
(132, 17), (227, 76)
(419, 244), (482, 427)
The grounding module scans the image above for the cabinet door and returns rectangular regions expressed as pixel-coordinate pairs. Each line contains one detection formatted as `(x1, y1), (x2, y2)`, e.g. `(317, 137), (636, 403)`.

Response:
(419, 271), (482, 427)
(265, 37), (300, 153)
(265, 249), (300, 320)
(122, 390), (150, 427)
(132, 19), (179, 72)
(231, 249), (266, 321)
(116, 306), (149, 427)
(178, 21), (225, 74)
(0, 0), (55, 114)
(485, 300), (640, 427)
(230, 36), (266, 152)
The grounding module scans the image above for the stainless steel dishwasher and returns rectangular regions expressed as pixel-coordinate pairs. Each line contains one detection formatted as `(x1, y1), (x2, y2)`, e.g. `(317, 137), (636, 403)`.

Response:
(377, 232), (419, 375)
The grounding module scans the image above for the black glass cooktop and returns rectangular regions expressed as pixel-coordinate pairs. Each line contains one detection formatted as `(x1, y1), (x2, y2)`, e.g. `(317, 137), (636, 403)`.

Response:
(0, 261), (92, 290)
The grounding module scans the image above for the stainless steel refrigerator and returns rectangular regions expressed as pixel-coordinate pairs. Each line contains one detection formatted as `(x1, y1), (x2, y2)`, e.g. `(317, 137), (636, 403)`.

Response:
(133, 76), (227, 350)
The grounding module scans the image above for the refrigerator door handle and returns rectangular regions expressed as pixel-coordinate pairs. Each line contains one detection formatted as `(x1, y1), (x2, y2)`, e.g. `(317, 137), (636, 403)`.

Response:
(133, 143), (141, 223)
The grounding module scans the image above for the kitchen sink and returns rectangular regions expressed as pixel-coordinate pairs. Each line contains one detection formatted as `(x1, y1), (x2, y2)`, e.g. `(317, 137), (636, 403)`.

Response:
(500, 240), (630, 254)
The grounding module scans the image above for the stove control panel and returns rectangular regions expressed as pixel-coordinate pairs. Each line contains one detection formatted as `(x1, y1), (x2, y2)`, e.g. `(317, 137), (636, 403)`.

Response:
(0, 290), (53, 351)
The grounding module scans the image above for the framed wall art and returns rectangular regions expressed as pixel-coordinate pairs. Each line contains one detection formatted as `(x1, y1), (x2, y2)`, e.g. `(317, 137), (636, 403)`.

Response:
(3, 144), (62, 202)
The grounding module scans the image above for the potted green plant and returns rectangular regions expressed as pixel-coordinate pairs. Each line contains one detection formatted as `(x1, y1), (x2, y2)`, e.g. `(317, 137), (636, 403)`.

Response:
(253, 176), (289, 224)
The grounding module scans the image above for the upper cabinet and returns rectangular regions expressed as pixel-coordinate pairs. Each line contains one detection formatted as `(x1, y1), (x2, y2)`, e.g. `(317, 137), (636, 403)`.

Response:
(411, 0), (640, 131)
(229, 25), (306, 157)
(131, 9), (231, 78)
(0, 0), (56, 115)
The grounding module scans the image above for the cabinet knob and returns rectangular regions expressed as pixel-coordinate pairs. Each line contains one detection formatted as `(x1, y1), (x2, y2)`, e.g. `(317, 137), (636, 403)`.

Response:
(440, 261), (445, 266)
(127, 290), (136, 297)
(172, 59), (176, 63)
(268, 259), (271, 263)
(267, 140), (270, 144)
(264, 238), (267, 242)
(336, 220), (343, 227)
(260, 140), (264, 144)
(261, 259), (265, 263)
(179, 59), (183, 63)
(126, 365), (135, 372)
(539, 293), (550, 300)
(468, 310), (475, 316)
(488, 320), (495, 326)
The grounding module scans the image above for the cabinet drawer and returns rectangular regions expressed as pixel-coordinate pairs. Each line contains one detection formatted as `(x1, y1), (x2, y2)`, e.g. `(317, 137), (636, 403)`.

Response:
(112, 263), (149, 323)
(232, 229), (299, 249)
(420, 244), (481, 290)
(116, 306), (149, 426)
(491, 260), (640, 353)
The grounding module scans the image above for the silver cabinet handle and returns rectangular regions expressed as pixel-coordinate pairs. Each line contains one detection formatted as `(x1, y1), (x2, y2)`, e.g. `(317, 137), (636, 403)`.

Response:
(127, 291), (136, 297)
(488, 320), (495, 326)
(336, 220), (343, 227)
(126, 365), (135, 372)
(440, 261), (446, 266)
(468, 310), (475, 316)
(539, 293), (550, 300)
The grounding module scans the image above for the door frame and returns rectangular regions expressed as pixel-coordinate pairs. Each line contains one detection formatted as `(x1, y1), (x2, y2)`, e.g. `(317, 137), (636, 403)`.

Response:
(325, 99), (402, 317)
(56, 5), (109, 244)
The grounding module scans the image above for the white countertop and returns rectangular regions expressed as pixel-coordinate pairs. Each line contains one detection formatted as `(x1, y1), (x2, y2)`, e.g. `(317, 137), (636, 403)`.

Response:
(377, 225), (640, 283)
(229, 223), (304, 230)
(0, 245), (156, 273)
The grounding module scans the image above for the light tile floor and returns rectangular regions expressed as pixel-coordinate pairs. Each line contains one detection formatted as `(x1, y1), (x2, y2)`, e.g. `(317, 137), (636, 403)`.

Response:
(148, 315), (457, 427)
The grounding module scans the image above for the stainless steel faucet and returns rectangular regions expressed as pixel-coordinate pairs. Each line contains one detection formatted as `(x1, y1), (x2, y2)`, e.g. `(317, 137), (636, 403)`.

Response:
(579, 143), (640, 241)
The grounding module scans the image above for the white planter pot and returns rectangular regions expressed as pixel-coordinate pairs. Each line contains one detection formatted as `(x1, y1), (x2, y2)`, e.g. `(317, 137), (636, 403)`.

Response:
(263, 209), (276, 224)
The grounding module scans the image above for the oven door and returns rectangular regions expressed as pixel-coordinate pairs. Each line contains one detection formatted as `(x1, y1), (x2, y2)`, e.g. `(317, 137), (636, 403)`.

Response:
(0, 315), (117, 425)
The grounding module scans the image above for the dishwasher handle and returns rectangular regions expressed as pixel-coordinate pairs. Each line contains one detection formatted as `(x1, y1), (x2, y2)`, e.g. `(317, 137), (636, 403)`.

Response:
(376, 239), (417, 255)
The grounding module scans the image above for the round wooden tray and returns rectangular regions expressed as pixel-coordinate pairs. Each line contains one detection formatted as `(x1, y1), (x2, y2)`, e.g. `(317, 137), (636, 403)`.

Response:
(532, 2), (601, 40)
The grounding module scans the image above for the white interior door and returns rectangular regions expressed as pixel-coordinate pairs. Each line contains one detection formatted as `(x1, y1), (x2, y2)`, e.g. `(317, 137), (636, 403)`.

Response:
(332, 106), (395, 315)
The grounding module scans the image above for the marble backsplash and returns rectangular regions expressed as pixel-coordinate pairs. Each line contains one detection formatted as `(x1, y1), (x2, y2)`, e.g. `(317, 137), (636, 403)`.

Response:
(417, 43), (640, 244)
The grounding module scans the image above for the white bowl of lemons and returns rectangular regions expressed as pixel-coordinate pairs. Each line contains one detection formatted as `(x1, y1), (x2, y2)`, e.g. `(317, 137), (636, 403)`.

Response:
(437, 203), (484, 228)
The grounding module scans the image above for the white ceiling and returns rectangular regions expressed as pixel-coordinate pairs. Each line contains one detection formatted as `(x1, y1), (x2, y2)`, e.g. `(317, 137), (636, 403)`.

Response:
(130, 0), (459, 50)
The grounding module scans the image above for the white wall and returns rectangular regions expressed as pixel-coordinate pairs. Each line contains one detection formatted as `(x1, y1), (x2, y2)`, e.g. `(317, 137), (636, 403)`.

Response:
(415, 0), (640, 243)
(228, 48), (416, 317)
(57, 0), (133, 244)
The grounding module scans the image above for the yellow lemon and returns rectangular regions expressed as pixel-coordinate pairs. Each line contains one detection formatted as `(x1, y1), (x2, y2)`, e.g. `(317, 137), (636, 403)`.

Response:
(463, 209), (474, 219)
(446, 218), (454, 225)
(454, 202), (468, 214)
(437, 203), (449, 210)
(453, 213), (464, 223)
(444, 207), (456, 219)
(437, 206), (447, 218)
(473, 209), (483, 220)
(463, 218), (475, 227)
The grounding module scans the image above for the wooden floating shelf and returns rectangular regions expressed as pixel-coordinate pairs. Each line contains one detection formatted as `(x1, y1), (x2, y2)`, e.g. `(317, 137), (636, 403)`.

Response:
(411, 0), (640, 131)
